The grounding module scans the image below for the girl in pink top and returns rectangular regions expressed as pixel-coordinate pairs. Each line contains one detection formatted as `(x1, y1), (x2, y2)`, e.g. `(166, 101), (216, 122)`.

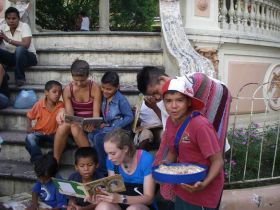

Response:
(53, 59), (102, 162)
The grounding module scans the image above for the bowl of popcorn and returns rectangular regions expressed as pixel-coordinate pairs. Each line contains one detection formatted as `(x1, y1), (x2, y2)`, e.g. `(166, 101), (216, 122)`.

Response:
(152, 163), (207, 184)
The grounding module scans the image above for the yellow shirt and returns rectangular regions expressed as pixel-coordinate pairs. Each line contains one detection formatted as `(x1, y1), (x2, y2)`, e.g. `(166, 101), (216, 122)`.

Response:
(1, 21), (36, 53)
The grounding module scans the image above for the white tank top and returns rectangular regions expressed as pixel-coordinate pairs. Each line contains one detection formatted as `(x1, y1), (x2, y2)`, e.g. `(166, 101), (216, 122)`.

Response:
(81, 17), (89, 31)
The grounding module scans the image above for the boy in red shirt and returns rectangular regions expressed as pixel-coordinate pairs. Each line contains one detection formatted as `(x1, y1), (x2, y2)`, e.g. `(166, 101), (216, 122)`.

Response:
(160, 77), (224, 210)
(25, 80), (64, 163)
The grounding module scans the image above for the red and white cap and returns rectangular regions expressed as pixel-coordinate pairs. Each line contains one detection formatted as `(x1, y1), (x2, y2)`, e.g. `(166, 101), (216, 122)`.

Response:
(162, 77), (205, 110)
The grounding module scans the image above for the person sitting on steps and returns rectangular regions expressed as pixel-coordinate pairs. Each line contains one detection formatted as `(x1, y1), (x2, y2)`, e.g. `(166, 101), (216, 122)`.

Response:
(0, 7), (37, 87)
(53, 59), (102, 163)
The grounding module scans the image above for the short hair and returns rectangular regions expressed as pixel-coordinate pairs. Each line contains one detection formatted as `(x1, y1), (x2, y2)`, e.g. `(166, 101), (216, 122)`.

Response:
(70, 59), (90, 77)
(34, 153), (58, 178)
(45, 80), (62, 91)
(5, 7), (20, 19)
(80, 11), (86, 16)
(75, 147), (99, 165)
(104, 128), (135, 158)
(137, 66), (167, 94)
(101, 71), (119, 87)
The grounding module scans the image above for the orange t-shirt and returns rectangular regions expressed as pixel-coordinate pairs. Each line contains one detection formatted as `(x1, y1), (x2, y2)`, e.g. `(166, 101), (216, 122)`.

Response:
(27, 98), (64, 135)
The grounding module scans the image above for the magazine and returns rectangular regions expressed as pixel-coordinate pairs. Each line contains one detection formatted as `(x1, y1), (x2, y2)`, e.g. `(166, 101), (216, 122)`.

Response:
(0, 192), (51, 210)
(52, 174), (126, 198)
(64, 114), (103, 127)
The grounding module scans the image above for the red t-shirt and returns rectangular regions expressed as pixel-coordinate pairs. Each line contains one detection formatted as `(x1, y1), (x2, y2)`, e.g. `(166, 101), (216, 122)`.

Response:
(166, 115), (224, 208)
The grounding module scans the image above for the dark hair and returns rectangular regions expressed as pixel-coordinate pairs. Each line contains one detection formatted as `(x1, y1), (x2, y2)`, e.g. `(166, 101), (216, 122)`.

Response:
(137, 66), (167, 94)
(45, 80), (62, 91)
(34, 153), (58, 178)
(75, 147), (99, 165)
(104, 128), (135, 158)
(101, 71), (119, 87)
(5, 7), (20, 19)
(80, 11), (86, 16)
(70, 59), (90, 77)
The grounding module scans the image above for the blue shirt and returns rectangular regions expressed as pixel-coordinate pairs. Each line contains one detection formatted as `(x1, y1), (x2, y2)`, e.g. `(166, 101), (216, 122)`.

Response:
(101, 90), (134, 133)
(107, 150), (153, 184)
(32, 175), (67, 208)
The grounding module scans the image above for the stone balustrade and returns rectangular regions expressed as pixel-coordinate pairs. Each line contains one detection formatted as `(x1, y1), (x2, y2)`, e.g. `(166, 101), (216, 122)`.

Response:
(219, 0), (280, 40)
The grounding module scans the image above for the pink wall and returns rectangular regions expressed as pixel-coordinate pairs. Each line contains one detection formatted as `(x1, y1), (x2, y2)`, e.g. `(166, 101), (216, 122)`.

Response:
(227, 61), (271, 114)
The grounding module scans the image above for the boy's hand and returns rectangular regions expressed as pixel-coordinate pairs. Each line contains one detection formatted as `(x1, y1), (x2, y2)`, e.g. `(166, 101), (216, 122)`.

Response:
(144, 96), (158, 110)
(56, 109), (65, 125)
(95, 190), (121, 204)
(180, 181), (206, 193)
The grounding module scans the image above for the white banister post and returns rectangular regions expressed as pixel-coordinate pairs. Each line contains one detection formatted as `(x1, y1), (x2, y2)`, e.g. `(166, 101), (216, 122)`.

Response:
(243, 0), (250, 32)
(99, 0), (110, 32)
(236, 0), (243, 31)
(250, 0), (256, 33)
(228, 0), (235, 30)
(220, 0), (228, 29)
(255, 1), (261, 31)
(260, 3), (265, 31)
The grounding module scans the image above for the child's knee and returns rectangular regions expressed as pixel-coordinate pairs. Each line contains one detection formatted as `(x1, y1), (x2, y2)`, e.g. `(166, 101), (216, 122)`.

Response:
(25, 133), (37, 146)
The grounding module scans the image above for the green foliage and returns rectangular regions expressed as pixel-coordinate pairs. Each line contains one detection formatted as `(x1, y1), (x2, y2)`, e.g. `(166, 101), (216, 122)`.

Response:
(110, 0), (158, 31)
(36, 0), (158, 31)
(225, 123), (280, 185)
(36, 0), (99, 31)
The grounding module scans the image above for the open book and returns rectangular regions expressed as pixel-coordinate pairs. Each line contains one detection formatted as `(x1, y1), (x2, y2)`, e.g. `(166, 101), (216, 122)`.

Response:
(52, 174), (126, 198)
(64, 114), (103, 127)
(0, 192), (51, 210)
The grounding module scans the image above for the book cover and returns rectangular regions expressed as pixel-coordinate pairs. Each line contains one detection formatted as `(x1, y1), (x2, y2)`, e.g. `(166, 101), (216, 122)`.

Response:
(64, 114), (103, 127)
(52, 174), (126, 198)
(132, 94), (144, 133)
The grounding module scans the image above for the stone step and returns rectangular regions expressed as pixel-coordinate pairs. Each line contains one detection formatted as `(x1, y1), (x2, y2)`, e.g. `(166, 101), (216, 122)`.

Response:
(7, 65), (145, 85)
(33, 32), (161, 50)
(8, 84), (140, 106)
(0, 160), (74, 195)
(0, 131), (76, 165)
(36, 48), (163, 66)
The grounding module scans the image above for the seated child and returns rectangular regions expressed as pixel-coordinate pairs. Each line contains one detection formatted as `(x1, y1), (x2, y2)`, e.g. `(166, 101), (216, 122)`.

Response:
(26, 153), (67, 210)
(134, 99), (163, 151)
(67, 147), (104, 209)
(53, 59), (102, 162)
(156, 77), (224, 209)
(88, 71), (134, 176)
(25, 80), (64, 163)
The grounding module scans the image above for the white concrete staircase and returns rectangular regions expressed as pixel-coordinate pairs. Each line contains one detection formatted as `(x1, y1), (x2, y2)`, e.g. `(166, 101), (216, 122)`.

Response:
(0, 31), (163, 196)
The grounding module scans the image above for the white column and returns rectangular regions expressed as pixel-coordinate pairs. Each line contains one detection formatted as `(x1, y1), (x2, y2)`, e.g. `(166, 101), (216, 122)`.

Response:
(30, 0), (36, 32)
(180, 0), (220, 32)
(99, 0), (110, 32)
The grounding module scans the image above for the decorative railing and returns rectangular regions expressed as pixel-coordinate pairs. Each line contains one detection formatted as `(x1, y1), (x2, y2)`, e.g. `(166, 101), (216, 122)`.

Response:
(159, 0), (216, 78)
(219, 0), (280, 41)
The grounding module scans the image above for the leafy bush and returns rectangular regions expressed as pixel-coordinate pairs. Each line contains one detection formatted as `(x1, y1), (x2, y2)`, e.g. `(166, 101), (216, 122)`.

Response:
(36, 0), (158, 31)
(225, 123), (280, 184)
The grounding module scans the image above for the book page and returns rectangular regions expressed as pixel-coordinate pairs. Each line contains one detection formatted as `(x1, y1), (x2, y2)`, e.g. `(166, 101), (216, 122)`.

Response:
(83, 174), (126, 196)
(52, 178), (87, 198)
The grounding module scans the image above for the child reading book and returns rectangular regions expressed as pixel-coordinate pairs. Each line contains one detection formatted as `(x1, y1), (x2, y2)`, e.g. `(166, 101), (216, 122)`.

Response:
(25, 80), (64, 163)
(88, 71), (133, 176)
(26, 153), (67, 210)
(67, 147), (104, 209)
(53, 59), (102, 162)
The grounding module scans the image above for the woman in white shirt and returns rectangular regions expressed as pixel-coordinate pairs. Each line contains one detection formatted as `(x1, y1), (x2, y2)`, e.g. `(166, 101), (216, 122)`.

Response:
(0, 7), (37, 86)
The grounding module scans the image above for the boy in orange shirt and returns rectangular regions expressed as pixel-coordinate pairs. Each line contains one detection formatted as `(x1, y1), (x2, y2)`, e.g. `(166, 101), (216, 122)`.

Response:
(25, 80), (64, 163)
